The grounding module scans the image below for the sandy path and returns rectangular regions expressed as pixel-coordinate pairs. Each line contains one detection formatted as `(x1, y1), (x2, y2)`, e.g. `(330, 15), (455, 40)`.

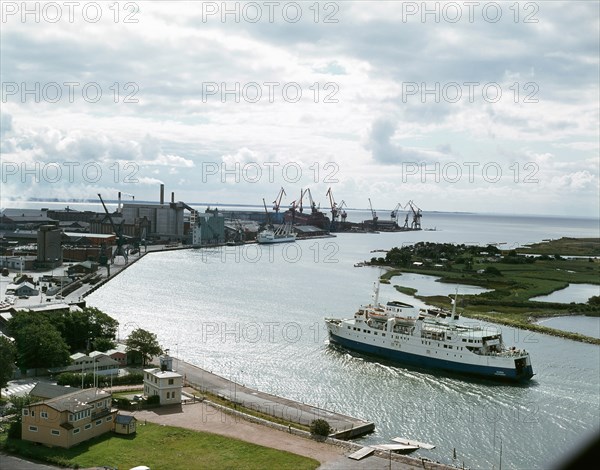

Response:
(124, 402), (346, 465)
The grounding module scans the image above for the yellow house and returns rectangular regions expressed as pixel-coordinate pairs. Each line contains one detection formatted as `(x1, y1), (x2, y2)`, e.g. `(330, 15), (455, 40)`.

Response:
(21, 388), (117, 448)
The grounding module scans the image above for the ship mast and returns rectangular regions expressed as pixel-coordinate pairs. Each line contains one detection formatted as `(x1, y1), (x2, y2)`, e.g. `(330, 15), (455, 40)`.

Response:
(450, 286), (460, 324)
(372, 270), (383, 306)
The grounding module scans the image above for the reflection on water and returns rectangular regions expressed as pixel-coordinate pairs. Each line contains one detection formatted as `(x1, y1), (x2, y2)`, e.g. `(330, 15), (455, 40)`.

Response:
(536, 316), (600, 339)
(390, 272), (491, 297)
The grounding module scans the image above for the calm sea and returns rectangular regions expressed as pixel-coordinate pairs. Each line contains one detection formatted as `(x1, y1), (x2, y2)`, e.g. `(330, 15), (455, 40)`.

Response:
(85, 212), (599, 470)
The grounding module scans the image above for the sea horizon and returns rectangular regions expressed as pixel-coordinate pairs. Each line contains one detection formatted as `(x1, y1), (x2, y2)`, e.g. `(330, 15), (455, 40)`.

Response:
(2, 198), (600, 221)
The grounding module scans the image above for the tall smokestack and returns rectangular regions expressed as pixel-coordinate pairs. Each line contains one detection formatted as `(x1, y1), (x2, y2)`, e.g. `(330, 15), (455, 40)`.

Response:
(171, 192), (175, 203)
(118, 192), (121, 212)
(160, 184), (164, 205)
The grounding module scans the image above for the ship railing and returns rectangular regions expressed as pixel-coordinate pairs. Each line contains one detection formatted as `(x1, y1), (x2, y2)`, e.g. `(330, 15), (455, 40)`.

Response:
(485, 349), (527, 357)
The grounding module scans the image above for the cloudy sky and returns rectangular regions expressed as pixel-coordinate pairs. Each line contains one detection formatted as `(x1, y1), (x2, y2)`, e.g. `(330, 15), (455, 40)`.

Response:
(1, 1), (598, 217)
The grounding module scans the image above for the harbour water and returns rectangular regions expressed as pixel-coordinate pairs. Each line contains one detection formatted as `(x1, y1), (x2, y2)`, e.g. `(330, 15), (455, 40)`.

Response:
(531, 283), (600, 304)
(535, 316), (600, 340)
(86, 213), (600, 469)
(389, 272), (492, 297)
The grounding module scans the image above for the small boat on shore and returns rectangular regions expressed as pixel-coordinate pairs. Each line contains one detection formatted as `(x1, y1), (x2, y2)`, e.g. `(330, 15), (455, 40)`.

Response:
(257, 223), (296, 244)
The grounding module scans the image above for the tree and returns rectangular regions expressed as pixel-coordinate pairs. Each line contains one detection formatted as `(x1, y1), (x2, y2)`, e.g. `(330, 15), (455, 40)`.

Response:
(0, 336), (17, 399)
(93, 337), (116, 352)
(310, 419), (331, 437)
(126, 328), (162, 366)
(45, 306), (118, 353)
(16, 321), (71, 372)
(6, 393), (38, 438)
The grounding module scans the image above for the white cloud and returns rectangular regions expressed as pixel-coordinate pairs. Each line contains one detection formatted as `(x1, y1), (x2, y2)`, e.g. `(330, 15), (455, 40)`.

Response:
(1, 1), (598, 216)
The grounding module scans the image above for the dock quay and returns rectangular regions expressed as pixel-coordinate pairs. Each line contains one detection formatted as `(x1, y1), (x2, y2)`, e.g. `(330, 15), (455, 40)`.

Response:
(174, 359), (375, 440)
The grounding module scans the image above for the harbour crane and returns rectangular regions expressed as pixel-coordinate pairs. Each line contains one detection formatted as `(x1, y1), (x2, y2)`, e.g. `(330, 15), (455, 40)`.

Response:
(98, 193), (128, 264)
(306, 188), (319, 214)
(325, 188), (347, 230)
(262, 198), (273, 227)
(408, 200), (422, 230)
(272, 187), (286, 213)
(368, 198), (378, 228)
(338, 200), (348, 222)
(391, 203), (404, 223)
(326, 187), (339, 221)
(296, 188), (307, 213)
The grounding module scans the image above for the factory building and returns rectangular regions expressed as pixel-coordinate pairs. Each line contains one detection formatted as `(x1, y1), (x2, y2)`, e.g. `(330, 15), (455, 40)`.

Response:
(37, 225), (63, 268)
(121, 185), (193, 241)
(191, 208), (225, 246)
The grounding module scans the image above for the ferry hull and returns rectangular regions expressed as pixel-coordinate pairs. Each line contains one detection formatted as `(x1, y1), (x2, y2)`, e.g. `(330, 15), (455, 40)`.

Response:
(328, 331), (534, 382)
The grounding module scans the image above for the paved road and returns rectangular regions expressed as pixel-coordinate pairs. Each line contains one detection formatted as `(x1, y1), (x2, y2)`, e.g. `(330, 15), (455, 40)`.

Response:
(0, 453), (60, 470)
(175, 359), (374, 438)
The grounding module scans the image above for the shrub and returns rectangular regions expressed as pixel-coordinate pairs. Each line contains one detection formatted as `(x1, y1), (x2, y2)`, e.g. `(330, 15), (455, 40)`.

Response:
(310, 419), (331, 437)
(146, 395), (160, 405)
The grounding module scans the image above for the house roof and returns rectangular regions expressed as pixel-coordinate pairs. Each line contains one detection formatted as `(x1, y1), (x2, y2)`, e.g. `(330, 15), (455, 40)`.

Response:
(33, 388), (110, 413)
(89, 351), (109, 359)
(144, 368), (182, 379)
(115, 414), (137, 425)
(8, 282), (36, 290)
(105, 343), (127, 355)
(30, 383), (79, 399)
(71, 352), (87, 360)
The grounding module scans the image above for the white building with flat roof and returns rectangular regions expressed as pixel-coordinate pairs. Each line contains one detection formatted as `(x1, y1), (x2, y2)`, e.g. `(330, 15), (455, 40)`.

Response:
(143, 368), (183, 405)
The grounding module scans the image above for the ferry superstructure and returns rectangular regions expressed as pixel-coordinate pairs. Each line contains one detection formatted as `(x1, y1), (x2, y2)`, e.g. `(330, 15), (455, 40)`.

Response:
(325, 283), (534, 382)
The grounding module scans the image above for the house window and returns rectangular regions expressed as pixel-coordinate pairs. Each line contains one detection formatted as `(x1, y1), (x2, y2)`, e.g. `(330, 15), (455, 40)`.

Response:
(73, 428), (80, 434)
(96, 420), (102, 426)
(41, 411), (48, 419)
(106, 416), (113, 422)
(168, 379), (174, 385)
(85, 424), (92, 430)
(31, 411), (35, 417)
(28, 426), (38, 432)
(97, 402), (102, 408)
(51, 429), (60, 436)
(69, 414), (74, 421)
(22, 409), (29, 416)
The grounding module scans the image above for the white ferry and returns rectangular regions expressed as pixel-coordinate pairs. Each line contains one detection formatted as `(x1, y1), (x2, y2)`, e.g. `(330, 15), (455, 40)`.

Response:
(325, 282), (534, 382)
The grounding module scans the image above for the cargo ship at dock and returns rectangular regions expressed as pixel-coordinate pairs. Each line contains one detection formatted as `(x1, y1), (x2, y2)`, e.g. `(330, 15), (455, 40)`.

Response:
(325, 282), (534, 382)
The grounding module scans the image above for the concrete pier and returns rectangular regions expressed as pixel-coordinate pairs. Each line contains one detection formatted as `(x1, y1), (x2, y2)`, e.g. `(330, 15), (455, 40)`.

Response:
(174, 359), (375, 439)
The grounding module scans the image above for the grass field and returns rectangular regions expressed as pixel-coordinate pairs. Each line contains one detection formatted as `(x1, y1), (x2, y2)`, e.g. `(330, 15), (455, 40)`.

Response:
(379, 242), (600, 344)
(0, 422), (320, 470)
(516, 237), (600, 256)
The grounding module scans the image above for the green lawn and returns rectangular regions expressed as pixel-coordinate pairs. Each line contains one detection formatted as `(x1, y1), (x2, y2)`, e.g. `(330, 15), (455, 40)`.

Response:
(0, 422), (320, 470)
(382, 253), (600, 344)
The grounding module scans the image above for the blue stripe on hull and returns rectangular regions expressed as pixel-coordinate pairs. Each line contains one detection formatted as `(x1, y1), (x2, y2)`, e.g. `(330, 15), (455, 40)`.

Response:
(329, 332), (533, 382)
